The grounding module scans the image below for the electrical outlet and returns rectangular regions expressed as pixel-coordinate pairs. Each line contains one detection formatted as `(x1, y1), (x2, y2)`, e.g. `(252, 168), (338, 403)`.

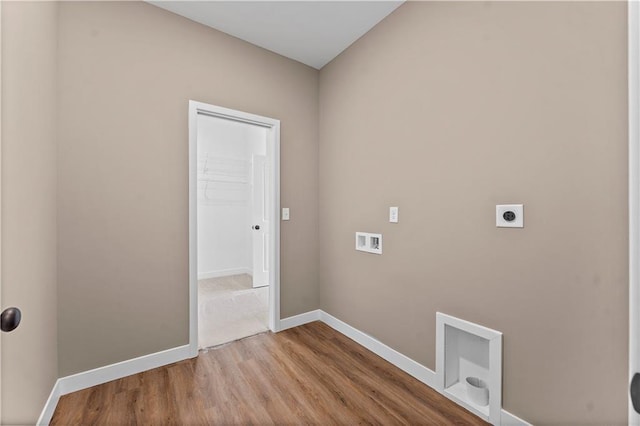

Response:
(496, 204), (524, 228)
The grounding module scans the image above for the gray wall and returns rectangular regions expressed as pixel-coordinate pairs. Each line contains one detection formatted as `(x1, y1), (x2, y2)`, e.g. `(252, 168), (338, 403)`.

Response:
(1, 2), (59, 423)
(318, 2), (628, 423)
(4, 2), (630, 424)
(57, 1), (319, 376)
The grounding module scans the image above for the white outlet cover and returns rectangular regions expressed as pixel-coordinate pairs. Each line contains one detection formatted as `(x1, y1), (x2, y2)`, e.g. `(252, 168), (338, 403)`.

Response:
(389, 206), (399, 223)
(496, 204), (524, 228)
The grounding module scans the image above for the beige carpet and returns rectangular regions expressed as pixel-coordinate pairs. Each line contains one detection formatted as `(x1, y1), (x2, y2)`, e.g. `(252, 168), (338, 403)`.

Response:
(198, 274), (269, 349)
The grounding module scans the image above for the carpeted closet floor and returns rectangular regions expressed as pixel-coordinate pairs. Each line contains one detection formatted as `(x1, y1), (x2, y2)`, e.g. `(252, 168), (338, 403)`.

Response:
(198, 274), (269, 349)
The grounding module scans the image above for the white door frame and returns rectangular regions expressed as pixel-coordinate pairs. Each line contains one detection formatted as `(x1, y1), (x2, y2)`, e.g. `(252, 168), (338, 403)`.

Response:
(188, 100), (281, 357)
(630, 1), (639, 423)
(0, 1), (3, 420)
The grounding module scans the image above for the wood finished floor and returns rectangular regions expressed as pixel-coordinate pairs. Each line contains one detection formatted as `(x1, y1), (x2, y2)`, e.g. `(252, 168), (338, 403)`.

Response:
(51, 322), (488, 425)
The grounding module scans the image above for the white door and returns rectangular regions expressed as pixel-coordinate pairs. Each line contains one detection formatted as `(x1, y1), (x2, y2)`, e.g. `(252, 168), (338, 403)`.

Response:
(251, 155), (269, 288)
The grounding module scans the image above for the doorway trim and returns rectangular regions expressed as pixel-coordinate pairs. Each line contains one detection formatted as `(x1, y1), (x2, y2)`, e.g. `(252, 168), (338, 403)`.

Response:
(0, 1), (3, 421)
(630, 1), (639, 423)
(188, 100), (281, 357)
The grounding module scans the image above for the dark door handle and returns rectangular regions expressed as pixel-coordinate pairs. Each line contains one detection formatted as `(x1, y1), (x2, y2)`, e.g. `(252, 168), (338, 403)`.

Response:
(252, 225), (260, 230)
(632, 373), (640, 413)
(1, 307), (21, 332)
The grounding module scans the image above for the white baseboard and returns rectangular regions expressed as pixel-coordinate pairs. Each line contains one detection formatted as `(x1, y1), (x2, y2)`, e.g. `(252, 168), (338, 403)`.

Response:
(277, 309), (321, 331)
(38, 344), (192, 425)
(501, 409), (532, 426)
(37, 381), (62, 426)
(278, 310), (531, 426)
(198, 268), (252, 280)
(319, 311), (438, 389)
(57, 344), (192, 395)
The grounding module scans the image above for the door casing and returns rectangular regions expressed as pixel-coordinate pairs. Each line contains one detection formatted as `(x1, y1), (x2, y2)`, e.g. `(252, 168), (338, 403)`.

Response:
(0, 1), (3, 421)
(188, 100), (281, 356)
(630, 1), (639, 423)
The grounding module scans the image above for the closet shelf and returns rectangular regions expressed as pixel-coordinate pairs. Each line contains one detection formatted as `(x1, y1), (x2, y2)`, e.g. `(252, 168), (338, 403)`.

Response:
(198, 175), (248, 184)
(198, 154), (249, 184)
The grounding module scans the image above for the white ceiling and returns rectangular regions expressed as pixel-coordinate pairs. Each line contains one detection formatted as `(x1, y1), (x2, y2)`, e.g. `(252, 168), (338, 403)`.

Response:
(148, 1), (404, 69)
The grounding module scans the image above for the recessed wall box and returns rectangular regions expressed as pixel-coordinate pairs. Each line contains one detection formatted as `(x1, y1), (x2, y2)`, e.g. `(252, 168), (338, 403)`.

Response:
(355, 232), (382, 254)
(436, 313), (503, 424)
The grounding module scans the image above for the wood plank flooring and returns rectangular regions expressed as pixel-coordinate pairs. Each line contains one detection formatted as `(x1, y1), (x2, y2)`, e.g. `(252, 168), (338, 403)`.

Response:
(51, 321), (488, 425)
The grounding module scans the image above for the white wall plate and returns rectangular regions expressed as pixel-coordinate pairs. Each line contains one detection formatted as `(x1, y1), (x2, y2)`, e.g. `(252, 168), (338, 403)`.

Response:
(496, 204), (524, 228)
(389, 206), (399, 223)
(355, 232), (382, 254)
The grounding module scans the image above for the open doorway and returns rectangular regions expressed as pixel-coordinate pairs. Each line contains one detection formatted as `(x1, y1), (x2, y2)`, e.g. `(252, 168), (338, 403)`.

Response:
(188, 101), (280, 353)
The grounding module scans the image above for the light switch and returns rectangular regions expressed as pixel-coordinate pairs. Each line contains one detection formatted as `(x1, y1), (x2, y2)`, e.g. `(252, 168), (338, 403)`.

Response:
(389, 207), (399, 223)
(282, 208), (290, 221)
